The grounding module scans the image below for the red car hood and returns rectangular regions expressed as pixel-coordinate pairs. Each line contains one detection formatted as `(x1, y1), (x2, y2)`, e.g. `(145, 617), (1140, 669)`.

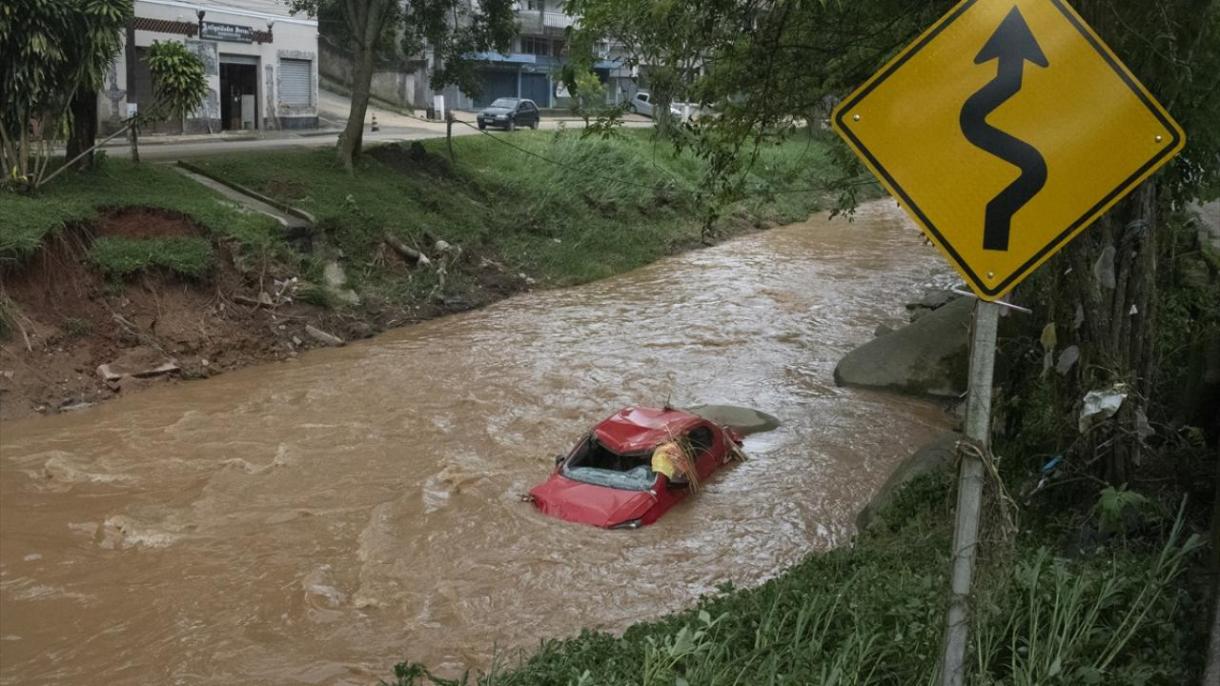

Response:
(529, 474), (655, 528)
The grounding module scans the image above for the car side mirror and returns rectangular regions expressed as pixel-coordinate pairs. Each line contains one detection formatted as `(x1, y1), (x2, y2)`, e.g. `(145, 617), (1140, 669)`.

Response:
(554, 454), (565, 466)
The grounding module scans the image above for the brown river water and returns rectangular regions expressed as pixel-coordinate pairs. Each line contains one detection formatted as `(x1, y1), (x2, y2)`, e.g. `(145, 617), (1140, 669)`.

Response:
(1, 201), (953, 685)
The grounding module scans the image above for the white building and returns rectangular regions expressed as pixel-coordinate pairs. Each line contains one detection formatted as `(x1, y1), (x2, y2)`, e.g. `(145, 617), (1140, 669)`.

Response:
(100, 0), (319, 134)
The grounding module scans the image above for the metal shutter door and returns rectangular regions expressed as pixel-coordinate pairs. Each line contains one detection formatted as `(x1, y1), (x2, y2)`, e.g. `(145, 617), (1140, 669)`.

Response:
(280, 59), (312, 105)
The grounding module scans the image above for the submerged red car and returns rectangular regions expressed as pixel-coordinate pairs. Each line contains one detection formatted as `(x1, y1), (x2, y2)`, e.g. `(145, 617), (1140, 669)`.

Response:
(528, 406), (744, 529)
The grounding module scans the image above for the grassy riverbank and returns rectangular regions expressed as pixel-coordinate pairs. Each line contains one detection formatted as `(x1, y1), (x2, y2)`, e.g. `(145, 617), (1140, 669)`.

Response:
(0, 130), (841, 419)
(385, 468), (1207, 686)
(189, 128), (840, 293)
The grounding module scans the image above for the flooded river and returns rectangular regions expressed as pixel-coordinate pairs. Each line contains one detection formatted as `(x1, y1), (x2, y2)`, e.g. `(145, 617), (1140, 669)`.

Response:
(1, 201), (952, 685)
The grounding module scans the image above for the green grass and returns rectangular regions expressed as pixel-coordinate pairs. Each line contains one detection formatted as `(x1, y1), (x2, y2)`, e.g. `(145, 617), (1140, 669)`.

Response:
(383, 471), (1204, 686)
(88, 236), (215, 278)
(189, 129), (840, 295)
(0, 156), (280, 263)
(3, 130), (840, 308)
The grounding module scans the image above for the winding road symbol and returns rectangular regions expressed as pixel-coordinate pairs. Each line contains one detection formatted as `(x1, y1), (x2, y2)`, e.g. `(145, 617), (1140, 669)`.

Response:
(830, 0), (1185, 300)
(960, 7), (1049, 252)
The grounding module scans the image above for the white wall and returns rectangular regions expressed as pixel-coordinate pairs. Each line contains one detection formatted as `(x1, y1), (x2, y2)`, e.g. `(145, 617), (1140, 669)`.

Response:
(100, 0), (319, 132)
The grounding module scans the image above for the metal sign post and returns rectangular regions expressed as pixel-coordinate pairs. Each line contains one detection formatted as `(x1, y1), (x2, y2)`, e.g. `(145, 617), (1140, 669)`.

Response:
(940, 299), (1000, 686)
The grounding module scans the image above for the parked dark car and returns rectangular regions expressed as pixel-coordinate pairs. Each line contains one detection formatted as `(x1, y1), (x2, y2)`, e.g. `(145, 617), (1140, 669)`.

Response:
(477, 98), (540, 131)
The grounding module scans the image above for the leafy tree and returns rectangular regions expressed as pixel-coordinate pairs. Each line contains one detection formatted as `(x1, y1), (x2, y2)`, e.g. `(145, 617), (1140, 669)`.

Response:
(142, 40), (210, 123)
(0, 0), (132, 187)
(30, 39), (208, 188)
(290, 0), (516, 172)
(568, 68), (606, 126)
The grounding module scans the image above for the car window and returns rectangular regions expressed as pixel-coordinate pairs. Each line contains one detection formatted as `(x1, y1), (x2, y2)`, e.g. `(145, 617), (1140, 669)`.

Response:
(490, 97), (519, 108)
(638, 94), (649, 103)
(688, 427), (714, 455)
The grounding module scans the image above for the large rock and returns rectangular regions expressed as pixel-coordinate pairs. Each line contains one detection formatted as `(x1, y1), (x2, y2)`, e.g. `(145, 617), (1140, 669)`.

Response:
(1195, 200), (1219, 261)
(685, 404), (780, 435)
(834, 296), (973, 397)
(857, 431), (962, 532)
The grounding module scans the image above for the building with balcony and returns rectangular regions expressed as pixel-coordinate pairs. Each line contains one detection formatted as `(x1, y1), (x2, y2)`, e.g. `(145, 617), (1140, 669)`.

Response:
(317, 0), (634, 114)
(434, 1), (587, 111)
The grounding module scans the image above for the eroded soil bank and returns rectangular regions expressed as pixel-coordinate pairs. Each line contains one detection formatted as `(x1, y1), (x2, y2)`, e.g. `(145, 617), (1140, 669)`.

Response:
(1, 202), (954, 685)
(2, 207), (428, 421)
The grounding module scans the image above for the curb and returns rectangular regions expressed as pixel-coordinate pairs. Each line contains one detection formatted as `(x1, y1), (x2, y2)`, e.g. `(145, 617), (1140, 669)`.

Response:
(175, 160), (317, 225)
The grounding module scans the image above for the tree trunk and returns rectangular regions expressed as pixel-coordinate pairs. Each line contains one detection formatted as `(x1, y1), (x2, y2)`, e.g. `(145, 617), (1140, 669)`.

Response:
(336, 0), (391, 172)
(65, 90), (99, 170)
(1065, 181), (1159, 483)
(129, 123), (140, 164)
(337, 43), (375, 171)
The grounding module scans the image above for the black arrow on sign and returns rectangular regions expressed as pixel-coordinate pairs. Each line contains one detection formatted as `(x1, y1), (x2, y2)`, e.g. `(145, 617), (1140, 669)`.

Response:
(960, 6), (1049, 252)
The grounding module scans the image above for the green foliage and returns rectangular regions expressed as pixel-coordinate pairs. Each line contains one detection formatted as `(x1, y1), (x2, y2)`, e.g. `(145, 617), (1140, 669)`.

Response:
(1093, 485), (1154, 538)
(0, 0), (133, 186)
(89, 236), (214, 278)
(570, 69), (610, 125)
(567, 0), (950, 215)
(143, 40), (209, 121)
(973, 513), (1201, 686)
(189, 131), (833, 292)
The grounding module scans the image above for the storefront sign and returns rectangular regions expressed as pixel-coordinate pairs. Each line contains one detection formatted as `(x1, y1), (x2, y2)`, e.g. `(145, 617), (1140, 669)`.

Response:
(201, 22), (254, 43)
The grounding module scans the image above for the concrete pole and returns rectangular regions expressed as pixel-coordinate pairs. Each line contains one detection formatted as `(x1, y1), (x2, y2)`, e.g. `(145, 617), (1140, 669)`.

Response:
(939, 299), (1001, 686)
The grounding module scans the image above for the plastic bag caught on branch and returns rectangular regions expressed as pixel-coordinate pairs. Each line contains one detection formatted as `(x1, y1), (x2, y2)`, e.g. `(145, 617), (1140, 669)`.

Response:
(1078, 384), (1128, 433)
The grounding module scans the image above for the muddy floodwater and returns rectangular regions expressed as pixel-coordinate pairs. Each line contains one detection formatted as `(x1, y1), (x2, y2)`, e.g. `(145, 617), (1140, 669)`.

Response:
(1, 201), (953, 685)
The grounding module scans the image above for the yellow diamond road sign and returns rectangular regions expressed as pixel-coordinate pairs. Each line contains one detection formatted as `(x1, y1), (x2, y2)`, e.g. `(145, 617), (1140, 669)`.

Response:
(832, 0), (1185, 300)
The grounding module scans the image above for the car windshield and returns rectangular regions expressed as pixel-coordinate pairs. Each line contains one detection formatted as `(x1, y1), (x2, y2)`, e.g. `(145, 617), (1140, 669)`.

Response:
(489, 98), (519, 108)
(561, 436), (655, 491)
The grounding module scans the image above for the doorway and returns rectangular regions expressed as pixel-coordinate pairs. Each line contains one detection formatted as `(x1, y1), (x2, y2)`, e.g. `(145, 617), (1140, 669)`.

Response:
(219, 56), (259, 130)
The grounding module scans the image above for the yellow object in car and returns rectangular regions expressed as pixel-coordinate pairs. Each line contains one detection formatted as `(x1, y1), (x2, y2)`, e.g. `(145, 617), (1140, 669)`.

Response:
(650, 441), (682, 480)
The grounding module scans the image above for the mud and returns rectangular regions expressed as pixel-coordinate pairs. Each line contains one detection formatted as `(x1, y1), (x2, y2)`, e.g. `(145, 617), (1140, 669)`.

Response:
(0, 209), (499, 421)
(1, 201), (955, 685)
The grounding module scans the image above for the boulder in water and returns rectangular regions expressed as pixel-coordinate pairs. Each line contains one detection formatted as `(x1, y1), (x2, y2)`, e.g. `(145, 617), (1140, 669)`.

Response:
(834, 296), (973, 397)
(857, 431), (961, 532)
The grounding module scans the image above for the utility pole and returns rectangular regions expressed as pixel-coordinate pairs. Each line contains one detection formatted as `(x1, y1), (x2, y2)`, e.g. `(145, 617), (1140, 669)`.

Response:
(938, 299), (1000, 686)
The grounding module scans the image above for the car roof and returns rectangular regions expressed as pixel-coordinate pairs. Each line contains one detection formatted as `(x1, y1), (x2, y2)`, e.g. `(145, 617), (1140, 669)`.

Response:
(592, 406), (703, 454)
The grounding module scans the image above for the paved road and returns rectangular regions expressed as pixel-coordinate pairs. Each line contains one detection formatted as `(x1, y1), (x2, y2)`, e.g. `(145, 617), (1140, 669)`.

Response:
(102, 89), (653, 161)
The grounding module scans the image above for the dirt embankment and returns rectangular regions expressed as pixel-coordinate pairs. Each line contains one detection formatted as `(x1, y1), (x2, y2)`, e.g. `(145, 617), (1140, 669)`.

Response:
(0, 208), (520, 422)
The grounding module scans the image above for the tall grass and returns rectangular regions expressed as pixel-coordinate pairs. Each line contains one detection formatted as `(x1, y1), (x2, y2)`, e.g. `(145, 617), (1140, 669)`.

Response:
(973, 506), (1201, 685)
(191, 130), (839, 298)
(382, 477), (1202, 686)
